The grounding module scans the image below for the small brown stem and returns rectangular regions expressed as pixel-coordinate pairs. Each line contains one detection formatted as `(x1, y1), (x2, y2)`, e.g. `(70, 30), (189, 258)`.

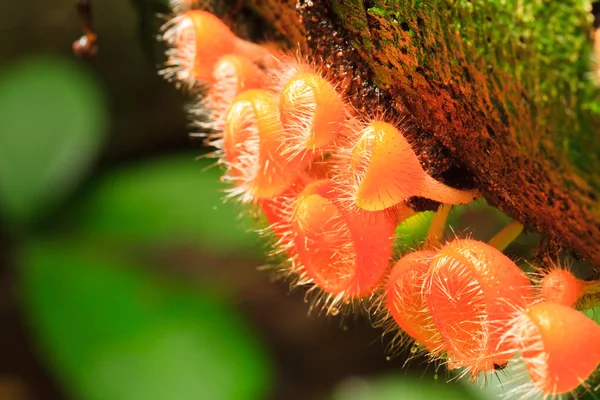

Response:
(73, 0), (98, 58)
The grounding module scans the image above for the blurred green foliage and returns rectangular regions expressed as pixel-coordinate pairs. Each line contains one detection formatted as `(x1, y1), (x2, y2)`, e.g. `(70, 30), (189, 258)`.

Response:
(72, 155), (263, 255)
(0, 56), (106, 228)
(18, 237), (271, 400)
(0, 55), (272, 400)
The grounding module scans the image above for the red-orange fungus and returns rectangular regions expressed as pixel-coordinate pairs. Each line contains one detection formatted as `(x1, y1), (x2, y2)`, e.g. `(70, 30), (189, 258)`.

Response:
(163, 10), (238, 82)
(260, 194), (291, 229)
(279, 72), (346, 151)
(291, 180), (397, 298)
(540, 268), (584, 307)
(426, 239), (533, 375)
(513, 302), (600, 394)
(349, 121), (478, 211)
(208, 55), (268, 129)
(386, 250), (444, 353)
(223, 89), (308, 201)
(162, 10), (271, 85)
(258, 181), (307, 242)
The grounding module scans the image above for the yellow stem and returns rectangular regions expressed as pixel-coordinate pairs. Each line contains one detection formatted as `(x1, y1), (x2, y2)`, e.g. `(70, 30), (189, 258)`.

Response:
(487, 220), (524, 252)
(426, 204), (452, 248)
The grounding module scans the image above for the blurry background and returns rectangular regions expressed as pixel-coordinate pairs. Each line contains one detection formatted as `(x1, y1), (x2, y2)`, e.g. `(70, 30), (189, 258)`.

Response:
(0, 1), (594, 400)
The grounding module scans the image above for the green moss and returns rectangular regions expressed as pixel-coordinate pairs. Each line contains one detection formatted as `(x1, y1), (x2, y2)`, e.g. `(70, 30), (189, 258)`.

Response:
(333, 0), (600, 193)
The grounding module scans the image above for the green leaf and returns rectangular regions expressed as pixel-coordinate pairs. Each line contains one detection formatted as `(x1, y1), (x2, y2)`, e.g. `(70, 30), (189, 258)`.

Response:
(583, 306), (600, 323)
(332, 374), (478, 400)
(394, 211), (434, 253)
(0, 56), (106, 227)
(17, 237), (272, 400)
(73, 155), (262, 254)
